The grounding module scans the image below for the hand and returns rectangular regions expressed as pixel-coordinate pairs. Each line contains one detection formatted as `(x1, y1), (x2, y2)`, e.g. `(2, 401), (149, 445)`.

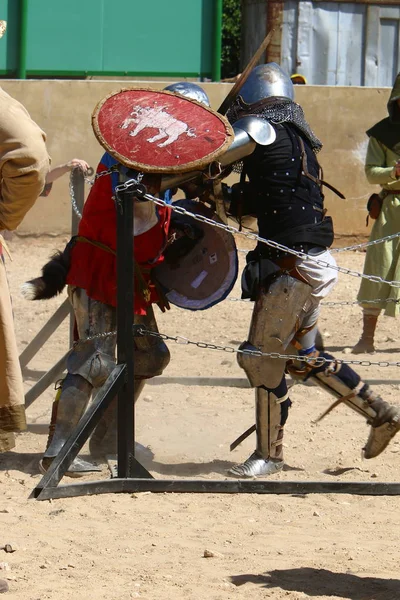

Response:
(165, 212), (204, 264)
(66, 159), (91, 174)
(141, 174), (162, 195)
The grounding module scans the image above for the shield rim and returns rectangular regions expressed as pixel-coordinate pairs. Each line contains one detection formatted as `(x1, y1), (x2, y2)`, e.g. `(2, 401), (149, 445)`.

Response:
(91, 87), (234, 174)
(154, 199), (239, 311)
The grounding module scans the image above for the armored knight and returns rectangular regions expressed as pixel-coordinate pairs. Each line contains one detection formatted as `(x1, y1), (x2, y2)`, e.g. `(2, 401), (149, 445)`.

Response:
(215, 63), (400, 477)
(25, 82), (228, 476)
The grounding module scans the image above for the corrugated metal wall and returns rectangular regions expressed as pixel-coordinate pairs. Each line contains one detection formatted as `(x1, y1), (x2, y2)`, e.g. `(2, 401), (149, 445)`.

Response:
(242, 1), (400, 86)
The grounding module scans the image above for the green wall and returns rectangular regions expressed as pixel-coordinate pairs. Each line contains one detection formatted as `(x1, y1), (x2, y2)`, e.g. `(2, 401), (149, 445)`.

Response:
(0, 0), (218, 78)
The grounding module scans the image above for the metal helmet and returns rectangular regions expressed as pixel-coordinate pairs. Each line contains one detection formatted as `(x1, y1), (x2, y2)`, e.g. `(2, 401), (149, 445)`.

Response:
(238, 63), (294, 105)
(164, 82), (211, 106)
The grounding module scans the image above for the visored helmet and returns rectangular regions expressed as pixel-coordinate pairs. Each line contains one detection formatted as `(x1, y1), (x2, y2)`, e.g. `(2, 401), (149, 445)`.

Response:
(164, 82), (211, 106)
(239, 63), (294, 105)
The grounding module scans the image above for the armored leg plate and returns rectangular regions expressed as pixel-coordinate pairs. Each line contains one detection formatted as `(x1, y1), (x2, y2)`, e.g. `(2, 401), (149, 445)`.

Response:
(229, 381), (289, 478)
(238, 273), (312, 388)
(288, 351), (400, 458)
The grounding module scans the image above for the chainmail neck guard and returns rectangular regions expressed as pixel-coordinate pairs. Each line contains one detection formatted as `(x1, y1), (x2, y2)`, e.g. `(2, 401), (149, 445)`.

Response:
(226, 96), (323, 153)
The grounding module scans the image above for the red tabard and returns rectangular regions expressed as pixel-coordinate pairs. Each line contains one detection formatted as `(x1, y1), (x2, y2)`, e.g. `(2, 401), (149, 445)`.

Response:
(66, 160), (170, 315)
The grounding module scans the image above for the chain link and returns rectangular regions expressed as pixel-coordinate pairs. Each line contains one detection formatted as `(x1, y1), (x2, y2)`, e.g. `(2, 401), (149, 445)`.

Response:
(84, 166), (119, 186)
(69, 172), (83, 220)
(113, 181), (400, 290)
(227, 296), (400, 307)
(69, 324), (400, 369)
(72, 331), (116, 347)
(237, 234), (400, 255)
(69, 167), (120, 220)
(331, 231), (400, 253)
(133, 326), (400, 369)
(75, 171), (400, 261)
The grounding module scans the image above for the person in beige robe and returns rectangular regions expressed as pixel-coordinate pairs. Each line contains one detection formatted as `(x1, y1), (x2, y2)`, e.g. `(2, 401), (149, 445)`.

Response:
(0, 87), (50, 451)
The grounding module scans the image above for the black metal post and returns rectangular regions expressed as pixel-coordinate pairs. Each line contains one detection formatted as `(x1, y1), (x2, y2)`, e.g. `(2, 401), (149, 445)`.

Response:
(70, 169), (86, 346)
(115, 186), (135, 477)
(115, 181), (152, 480)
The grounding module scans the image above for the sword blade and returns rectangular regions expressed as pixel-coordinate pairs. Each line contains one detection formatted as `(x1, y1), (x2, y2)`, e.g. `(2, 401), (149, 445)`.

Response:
(217, 29), (275, 116)
(230, 424), (256, 452)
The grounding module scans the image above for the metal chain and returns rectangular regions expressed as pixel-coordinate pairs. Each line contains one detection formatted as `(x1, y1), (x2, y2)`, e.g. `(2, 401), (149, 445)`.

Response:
(114, 179), (400, 290)
(321, 298), (400, 307)
(72, 330), (116, 348)
(69, 174), (83, 220)
(70, 325), (400, 369)
(76, 171), (400, 256)
(227, 296), (400, 307)
(331, 231), (400, 253)
(69, 167), (120, 220)
(84, 166), (119, 186)
(238, 234), (400, 255)
(70, 165), (140, 220)
(133, 326), (400, 369)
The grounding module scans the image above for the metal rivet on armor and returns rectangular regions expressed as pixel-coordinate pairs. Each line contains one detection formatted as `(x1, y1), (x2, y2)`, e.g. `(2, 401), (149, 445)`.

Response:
(292, 158), (295, 161)
(302, 206), (305, 210)
(286, 172), (289, 176)
(292, 189), (295, 192)
(288, 206), (292, 210)
(280, 189), (283, 193)
(273, 210), (277, 214)
(273, 172), (277, 176)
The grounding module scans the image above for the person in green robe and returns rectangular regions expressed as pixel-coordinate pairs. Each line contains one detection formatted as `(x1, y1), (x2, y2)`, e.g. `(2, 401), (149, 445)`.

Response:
(353, 73), (400, 354)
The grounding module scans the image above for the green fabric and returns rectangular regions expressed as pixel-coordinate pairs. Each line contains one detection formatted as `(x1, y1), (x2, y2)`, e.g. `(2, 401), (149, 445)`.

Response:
(358, 139), (400, 316)
(365, 137), (400, 188)
(366, 73), (400, 152)
(387, 72), (400, 122)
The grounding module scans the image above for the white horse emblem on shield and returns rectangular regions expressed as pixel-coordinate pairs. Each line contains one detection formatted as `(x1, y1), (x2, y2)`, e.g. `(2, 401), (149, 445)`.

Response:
(121, 106), (196, 148)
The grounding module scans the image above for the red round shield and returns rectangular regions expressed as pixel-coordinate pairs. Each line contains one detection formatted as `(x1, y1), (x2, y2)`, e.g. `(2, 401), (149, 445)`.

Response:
(92, 88), (234, 173)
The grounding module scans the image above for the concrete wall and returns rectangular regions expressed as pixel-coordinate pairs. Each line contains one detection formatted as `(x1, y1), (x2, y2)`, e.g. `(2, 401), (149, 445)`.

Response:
(0, 80), (390, 237)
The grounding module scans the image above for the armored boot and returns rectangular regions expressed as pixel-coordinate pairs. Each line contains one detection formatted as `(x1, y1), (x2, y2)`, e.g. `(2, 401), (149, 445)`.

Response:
(89, 307), (170, 462)
(89, 380), (147, 459)
(362, 387), (400, 458)
(229, 382), (289, 478)
(352, 314), (378, 354)
(40, 374), (101, 477)
(288, 350), (400, 458)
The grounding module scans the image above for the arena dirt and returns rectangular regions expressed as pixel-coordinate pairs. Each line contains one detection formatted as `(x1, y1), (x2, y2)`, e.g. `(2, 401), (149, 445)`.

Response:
(1, 236), (400, 600)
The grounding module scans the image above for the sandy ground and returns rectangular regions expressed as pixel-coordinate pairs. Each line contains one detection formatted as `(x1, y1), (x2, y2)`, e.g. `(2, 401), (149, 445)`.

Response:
(1, 236), (400, 600)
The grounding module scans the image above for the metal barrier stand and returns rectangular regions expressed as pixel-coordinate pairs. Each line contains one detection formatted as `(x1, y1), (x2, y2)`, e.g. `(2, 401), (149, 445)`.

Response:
(32, 180), (400, 500)
(21, 168), (85, 406)
(33, 182), (152, 500)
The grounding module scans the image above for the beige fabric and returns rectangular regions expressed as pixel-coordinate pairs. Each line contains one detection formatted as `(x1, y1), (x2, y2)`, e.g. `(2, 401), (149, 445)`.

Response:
(0, 87), (50, 231)
(0, 88), (50, 451)
(0, 431), (15, 452)
(0, 256), (26, 451)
